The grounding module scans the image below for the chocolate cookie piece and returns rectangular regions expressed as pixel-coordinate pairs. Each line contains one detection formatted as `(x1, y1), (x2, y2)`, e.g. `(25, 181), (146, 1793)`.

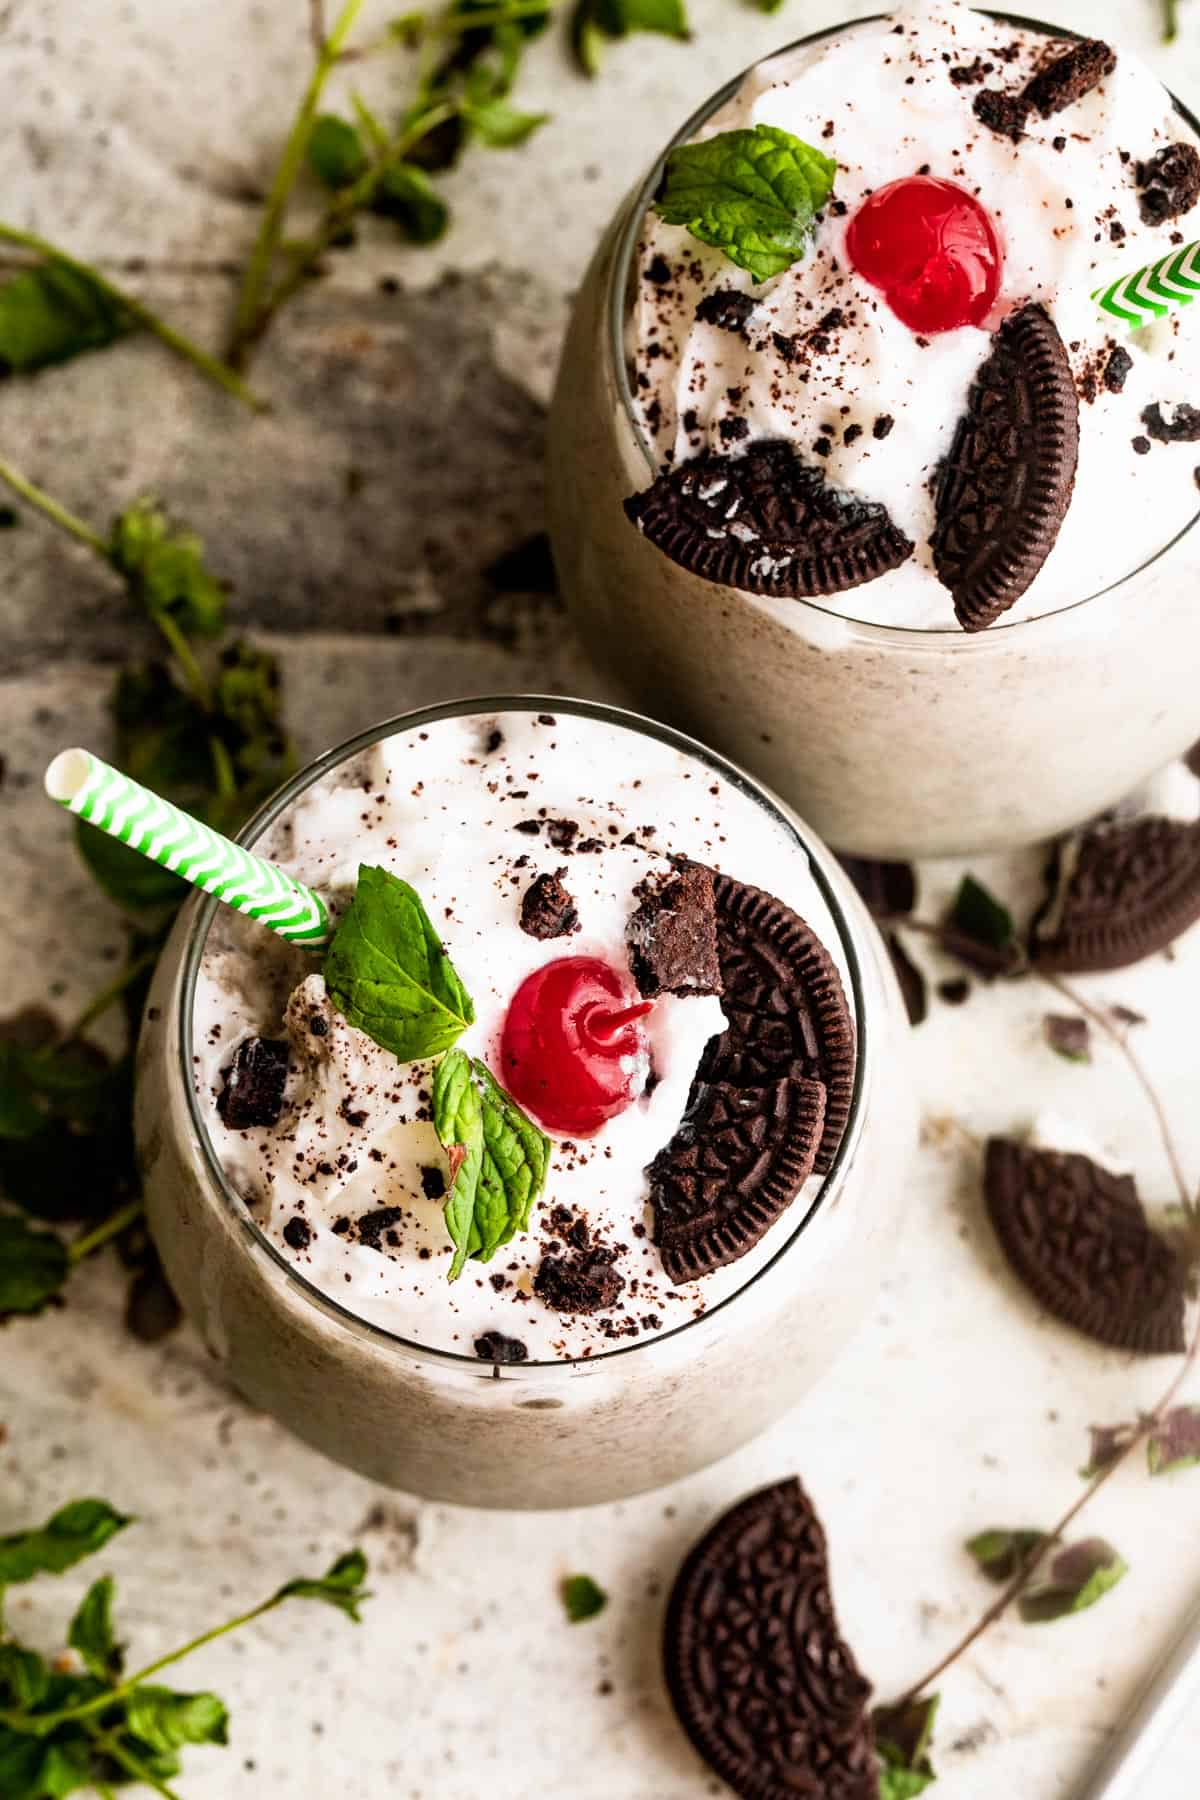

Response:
(933, 304), (1080, 630)
(664, 1477), (877, 1800)
(520, 871), (579, 940)
(624, 441), (914, 600)
(699, 874), (855, 1175)
(696, 289), (757, 334)
(628, 863), (722, 998)
(217, 1036), (288, 1129)
(473, 1331), (529, 1364)
(1024, 38), (1116, 117)
(1137, 142), (1200, 226)
(649, 1075), (826, 1284)
(1030, 817), (1200, 972)
(985, 1139), (1185, 1354)
(1142, 401), (1200, 443)
(282, 1215), (312, 1251)
(534, 1244), (624, 1314)
(1104, 345), (1134, 394)
(973, 87), (1030, 142)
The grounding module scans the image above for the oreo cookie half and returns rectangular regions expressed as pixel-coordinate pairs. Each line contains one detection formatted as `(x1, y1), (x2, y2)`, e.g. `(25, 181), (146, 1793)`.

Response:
(663, 1477), (877, 1800)
(648, 1076), (826, 1284)
(700, 873), (855, 1176)
(1030, 817), (1200, 972)
(985, 1138), (1185, 1355)
(934, 304), (1080, 630)
(624, 440), (913, 600)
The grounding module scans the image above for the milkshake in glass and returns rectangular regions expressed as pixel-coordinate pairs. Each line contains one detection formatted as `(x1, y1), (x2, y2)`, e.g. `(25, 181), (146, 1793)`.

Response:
(135, 700), (913, 1508)
(548, 1), (1200, 856)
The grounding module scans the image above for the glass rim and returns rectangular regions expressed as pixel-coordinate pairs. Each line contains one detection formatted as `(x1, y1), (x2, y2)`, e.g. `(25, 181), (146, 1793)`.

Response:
(609, 6), (1200, 641)
(176, 693), (873, 1376)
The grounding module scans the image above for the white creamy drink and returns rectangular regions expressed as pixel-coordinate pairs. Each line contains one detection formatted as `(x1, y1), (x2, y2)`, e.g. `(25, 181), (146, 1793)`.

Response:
(136, 701), (915, 1506)
(193, 709), (846, 1360)
(547, 1), (1200, 854)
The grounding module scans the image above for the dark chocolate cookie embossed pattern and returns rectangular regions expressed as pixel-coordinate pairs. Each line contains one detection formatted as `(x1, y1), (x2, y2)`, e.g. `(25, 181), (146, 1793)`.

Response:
(1031, 817), (1200, 972)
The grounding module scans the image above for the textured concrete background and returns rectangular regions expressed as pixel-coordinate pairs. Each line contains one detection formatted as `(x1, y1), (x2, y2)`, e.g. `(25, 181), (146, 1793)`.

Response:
(3, 2), (1200, 1797)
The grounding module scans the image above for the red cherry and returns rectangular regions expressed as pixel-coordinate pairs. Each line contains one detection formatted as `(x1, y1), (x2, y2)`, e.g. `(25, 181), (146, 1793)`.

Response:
(500, 955), (655, 1137)
(846, 175), (1003, 335)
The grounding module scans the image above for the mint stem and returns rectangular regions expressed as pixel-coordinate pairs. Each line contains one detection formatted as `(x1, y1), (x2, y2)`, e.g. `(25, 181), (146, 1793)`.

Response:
(68, 1198), (144, 1266)
(0, 454), (108, 558)
(1165, 0), (1179, 42)
(226, 0), (366, 368)
(84, 1721), (183, 1800)
(0, 224), (265, 410)
(153, 608), (213, 712)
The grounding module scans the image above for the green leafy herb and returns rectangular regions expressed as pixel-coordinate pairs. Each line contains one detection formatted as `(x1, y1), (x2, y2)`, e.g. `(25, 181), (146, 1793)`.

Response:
(0, 1648), (51, 1712)
(308, 113), (371, 187)
(373, 162), (451, 243)
(275, 1549), (372, 1620)
(570, 0), (689, 77)
(324, 866), (475, 1060)
(949, 876), (1015, 953)
(560, 1574), (607, 1623)
(654, 123), (836, 284)
(1165, 0), (1180, 42)
(68, 1577), (123, 1683)
(462, 95), (548, 148)
(1147, 1405), (1200, 1476)
(964, 1528), (1047, 1585)
(1043, 1013), (1091, 1064)
(1079, 1420), (1139, 1479)
(0, 1501), (131, 1585)
(0, 1214), (71, 1317)
(874, 1692), (939, 1797)
(124, 1685), (230, 1751)
(0, 262), (131, 375)
(108, 499), (227, 638)
(1017, 1538), (1127, 1624)
(433, 1049), (549, 1280)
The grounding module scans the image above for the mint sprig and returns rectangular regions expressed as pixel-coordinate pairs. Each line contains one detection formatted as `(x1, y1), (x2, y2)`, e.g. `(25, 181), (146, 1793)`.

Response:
(324, 866), (475, 1061)
(654, 123), (837, 284)
(433, 1049), (549, 1280)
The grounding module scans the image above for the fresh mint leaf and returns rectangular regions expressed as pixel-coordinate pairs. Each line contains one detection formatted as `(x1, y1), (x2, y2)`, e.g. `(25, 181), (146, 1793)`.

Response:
(0, 1214), (70, 1316)
(324, 866), (475, 1061)
(125, 1685), (230, 1751)
(433, 1051), (549, 1280)
(68, 1576), (123, 1681)
(308, 114), (369, 189)
(561, 1573), (607, 1622)
(0, 261), (131, 375)
(570, 0), (688, 74)
(1044, 1014), (1090, 1063)
(654, 124), (836, 284)
(875, 1695), (939, 1797)
(0, 1499), (131, 1584)
(0, 1645), (51, 1710)
(463, 96), (549, 149)
(965, 1527), (1046, 1584)
(0, 1048), (50, 1139)
(108, 499), (226, 639)
(1017, 1538), (1127, 1624)
(949, 876), (1016, 954)
(373, 163), (450, 244)
(1147, 1405), (1200, 1475)
(275, 1548), (371, 1620)
(1080, 1420), (1139, 1479)
(878, 1764), (937, 1800)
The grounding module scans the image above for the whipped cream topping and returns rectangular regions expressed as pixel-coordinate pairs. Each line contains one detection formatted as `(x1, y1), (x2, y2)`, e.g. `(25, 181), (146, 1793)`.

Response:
(193, 710), (848, 1361)
(628, 0), (1200, 629)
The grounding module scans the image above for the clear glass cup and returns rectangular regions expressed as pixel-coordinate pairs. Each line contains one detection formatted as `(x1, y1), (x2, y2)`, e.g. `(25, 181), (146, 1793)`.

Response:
(134, 696), (915, 1509)
(546, 14), (1200, 859)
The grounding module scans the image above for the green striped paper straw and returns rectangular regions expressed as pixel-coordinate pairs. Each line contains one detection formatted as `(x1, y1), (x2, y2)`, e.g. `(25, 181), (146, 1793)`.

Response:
(45, 748), (330, 948)
(1094, 238), (1200, 332)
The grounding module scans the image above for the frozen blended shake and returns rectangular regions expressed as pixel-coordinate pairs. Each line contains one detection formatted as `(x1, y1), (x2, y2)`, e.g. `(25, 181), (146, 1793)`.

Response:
(135, 700), (914, 1507)
(548, 2), (1200, 853)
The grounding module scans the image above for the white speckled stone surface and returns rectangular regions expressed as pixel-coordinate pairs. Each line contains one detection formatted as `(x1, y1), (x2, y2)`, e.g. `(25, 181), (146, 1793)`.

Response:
(1, 2), (1199, 1796)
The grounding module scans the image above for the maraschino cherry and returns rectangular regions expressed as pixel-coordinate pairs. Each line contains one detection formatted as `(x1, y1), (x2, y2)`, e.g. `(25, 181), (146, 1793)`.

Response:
(846, 175), (1003, 335)
(500, 955), (654, 1137)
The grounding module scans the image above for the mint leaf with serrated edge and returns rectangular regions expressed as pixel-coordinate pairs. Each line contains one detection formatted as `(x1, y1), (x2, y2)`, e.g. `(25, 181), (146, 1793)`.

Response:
(0, 1214), (70, 1316)
(0, 1500), (130, 1585)
(0, 262), (131, 374)
(1147, 1405), (1200, 1475)
(68, 1577), (123, 1682)
(654, 124), (836, 284)
(965, 1527), (1047, 1584)
(433, 1050), (549, 1280)
(561, 1573), (607, 1622)
(275, 1549), (371, 1620)
(1017, 1538), (1127, 1624)
(324, 866), (475, 1062)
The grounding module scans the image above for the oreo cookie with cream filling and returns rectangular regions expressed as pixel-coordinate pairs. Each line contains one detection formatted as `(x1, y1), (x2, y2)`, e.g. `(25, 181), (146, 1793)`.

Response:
(624, 440), (913, 600)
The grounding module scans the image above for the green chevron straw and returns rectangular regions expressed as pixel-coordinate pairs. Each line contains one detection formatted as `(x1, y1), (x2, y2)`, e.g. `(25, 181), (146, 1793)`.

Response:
(1093, 238), (1200, 331)
(45, 748), (330, 948)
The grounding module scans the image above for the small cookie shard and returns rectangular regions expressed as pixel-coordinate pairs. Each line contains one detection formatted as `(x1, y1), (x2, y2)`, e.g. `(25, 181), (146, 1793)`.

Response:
(984, 1138), (1185, 1354)
(519, 872), (579, 940)
(695, 289), (758, 334)
(973, 87), (1030, 142)
(700, 874), (855, 1175)
(1142, 401), (1200, 443)
(663, 1477), (877, 1800)
(628, 863), (722, 998)
(473, 1331), (529, 1364)
(648, 1075), (826, 1285)
(534, 1245), (625, 1314)
(1030, 816), (1200, 972)
(217, 1036), (288, 1128)
(1024, 38), (1116, 117)
(933, 303), (1080, 630)
(624, 441), (914, 600)
(1137, 142), (1200, 226)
